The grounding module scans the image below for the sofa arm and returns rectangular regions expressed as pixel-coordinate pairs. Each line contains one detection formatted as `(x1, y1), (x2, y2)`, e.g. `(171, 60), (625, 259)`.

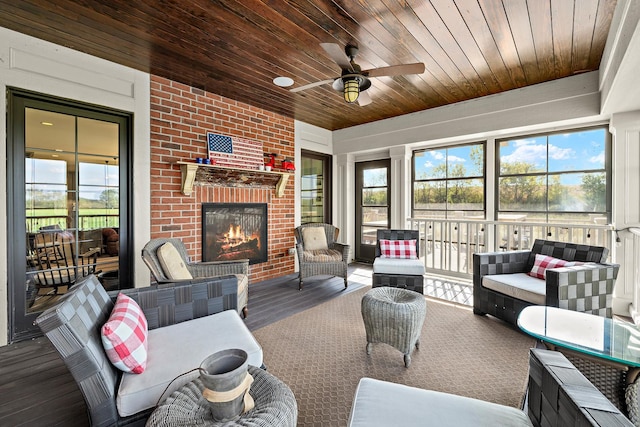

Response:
(528, 348), (632, 426)
(110, 275), (240, 330)
(472, 250), (531, 284)
(187, 258), (249, 278)
(546, 263), (620, 318)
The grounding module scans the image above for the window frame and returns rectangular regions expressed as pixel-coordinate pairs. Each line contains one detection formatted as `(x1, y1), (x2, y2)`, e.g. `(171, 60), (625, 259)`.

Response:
(411, 142), (487, 218)
(495, 126), (612, 222)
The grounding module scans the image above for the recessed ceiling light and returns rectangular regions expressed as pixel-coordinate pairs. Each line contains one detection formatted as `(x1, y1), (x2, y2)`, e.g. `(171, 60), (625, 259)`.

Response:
(273, 76), (294, 87)
(41, 121), (54, 126)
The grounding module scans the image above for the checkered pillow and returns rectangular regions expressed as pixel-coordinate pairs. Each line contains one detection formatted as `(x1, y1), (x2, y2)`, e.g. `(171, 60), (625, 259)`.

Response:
(379, 239), (418, 259)
(528, 254), (576, 279)
(101, 293), (148, 374)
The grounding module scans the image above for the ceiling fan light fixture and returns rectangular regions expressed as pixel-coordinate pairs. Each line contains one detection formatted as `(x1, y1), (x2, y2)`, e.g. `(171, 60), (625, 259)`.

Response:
(343, 78), (360, 103)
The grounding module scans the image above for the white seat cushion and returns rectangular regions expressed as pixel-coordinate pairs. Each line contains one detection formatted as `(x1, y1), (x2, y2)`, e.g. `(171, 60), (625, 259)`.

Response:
(348, 378), (532, 427)
(116, 309), (263, 417)
(373, 257), (425, 275)
(482, 273), (546, 305)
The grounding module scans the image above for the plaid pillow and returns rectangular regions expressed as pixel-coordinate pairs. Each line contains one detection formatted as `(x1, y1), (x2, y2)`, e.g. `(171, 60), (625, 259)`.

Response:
(528, 254), (576, 279)
(101, 293), (148, 374)
(379, 239), (418, 259)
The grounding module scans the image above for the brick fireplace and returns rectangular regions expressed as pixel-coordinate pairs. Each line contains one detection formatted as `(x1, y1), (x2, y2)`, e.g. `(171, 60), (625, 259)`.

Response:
(149, 75), (295, 283)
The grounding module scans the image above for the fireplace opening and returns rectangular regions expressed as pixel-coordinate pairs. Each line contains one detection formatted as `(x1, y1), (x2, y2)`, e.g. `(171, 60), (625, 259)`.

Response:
(202, 203), (268, 265)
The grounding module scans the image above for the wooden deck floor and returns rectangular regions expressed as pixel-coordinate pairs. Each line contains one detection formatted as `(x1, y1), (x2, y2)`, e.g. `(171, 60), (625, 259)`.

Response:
(0, 266), (372, 426)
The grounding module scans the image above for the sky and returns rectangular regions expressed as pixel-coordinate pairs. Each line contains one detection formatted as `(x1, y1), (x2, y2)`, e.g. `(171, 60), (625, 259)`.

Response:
(26, 158), (119, 200)
(500, 128), (606, 173)
(414, 129), (606, 180)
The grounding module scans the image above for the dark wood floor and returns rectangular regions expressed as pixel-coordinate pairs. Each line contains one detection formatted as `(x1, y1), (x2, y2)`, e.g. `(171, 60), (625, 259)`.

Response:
(0, 266), (371, 426)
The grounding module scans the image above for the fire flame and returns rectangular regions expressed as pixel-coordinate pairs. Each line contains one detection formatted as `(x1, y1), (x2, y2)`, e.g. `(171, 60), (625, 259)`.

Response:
(225, 224), (248, 246)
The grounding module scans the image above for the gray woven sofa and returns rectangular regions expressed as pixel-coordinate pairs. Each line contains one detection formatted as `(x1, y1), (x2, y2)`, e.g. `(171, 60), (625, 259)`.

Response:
(35, 274), (263, 427)
(473, 239), (619, 326)
(348, 348), (632, 426)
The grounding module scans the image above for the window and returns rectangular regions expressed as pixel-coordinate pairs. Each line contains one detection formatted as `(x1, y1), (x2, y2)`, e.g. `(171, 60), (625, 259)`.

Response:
(497, 127), (610, 224)
(412, 143), (485, 218)
(300, 150), (332, 224)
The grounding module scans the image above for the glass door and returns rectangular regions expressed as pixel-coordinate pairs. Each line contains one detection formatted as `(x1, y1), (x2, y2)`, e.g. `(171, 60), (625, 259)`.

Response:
(355, 159), (391, 262)
(8, 90), (131, 342)
(300, 150), (332, 224)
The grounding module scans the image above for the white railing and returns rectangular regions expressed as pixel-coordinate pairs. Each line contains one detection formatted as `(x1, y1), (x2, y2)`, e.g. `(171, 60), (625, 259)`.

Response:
(627, 228), (640, 325)
(407, 217), (615, 279)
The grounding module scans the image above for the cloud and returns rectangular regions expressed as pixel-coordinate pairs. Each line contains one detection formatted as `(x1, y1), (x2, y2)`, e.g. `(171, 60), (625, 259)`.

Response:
(423, 161), (433, 168)
(448, 155), (466, 163)
(548, 145), (573, 160)
(501, 142), (546, 163)
(589, 152), (605, 164)
(430, 151), (445, 160)
(502, 141), (573, 163)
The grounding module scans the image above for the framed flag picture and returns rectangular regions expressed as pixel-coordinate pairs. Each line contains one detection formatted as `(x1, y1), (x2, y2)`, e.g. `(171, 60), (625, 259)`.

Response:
(206, 132), (263, 169)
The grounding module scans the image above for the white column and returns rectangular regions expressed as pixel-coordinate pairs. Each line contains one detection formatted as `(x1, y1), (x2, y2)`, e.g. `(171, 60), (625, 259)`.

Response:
(609, 111), (640, 319)
(389, 146), (412, 229)
(335, 153), (355, 259)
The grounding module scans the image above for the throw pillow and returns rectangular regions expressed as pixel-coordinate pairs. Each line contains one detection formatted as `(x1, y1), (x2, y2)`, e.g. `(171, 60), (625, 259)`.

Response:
(157, 242), (193, 280)
(528, 254), (576, 279)
(101, 293), (148, 374)
(379, 239), (418, 259)
(301, 227), (329, 251)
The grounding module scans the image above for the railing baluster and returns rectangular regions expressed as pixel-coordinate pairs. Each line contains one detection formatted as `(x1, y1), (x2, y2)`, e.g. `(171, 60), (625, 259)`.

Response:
(407, 217), (613, 279)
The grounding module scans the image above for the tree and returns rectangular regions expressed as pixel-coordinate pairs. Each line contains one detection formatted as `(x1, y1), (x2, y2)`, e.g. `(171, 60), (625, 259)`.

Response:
(499, 161), (546, 210)
(99, 189), (119, 208)
(582, 173), (606, 211)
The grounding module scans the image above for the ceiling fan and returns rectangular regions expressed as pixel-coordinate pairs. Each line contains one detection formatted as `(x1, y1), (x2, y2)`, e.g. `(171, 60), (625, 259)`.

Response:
(290, 43), (425, 106)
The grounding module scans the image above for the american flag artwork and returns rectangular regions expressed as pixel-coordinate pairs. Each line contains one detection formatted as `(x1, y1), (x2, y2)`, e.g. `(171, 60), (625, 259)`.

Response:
(206, 132), (263, 169)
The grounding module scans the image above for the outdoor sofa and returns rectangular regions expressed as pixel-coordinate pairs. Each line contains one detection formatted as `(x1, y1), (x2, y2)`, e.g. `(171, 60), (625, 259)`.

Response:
(473, 239), (619, 325)
(35, 274), (262, 427)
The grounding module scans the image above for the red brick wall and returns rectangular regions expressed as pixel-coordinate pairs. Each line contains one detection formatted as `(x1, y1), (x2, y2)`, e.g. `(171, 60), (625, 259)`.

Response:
(150, 75), (295, 283)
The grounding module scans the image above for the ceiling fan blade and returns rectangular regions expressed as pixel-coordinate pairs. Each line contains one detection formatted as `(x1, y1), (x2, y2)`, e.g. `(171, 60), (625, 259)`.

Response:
(290, 79), (335, 93)
(357, 90), (372, 106)
(364, 63), (425, 78)
(320, 43), (353, 71)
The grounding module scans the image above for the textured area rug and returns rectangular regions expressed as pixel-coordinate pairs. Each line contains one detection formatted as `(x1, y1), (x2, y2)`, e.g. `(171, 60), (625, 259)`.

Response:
(252, 287), (535, 426)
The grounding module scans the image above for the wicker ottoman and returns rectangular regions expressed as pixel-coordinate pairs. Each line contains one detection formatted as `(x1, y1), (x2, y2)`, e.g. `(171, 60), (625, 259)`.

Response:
(361, 287), (427, 367)
(146, 365), (297, 426)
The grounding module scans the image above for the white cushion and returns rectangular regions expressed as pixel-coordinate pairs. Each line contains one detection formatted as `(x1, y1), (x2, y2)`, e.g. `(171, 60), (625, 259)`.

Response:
(302, 227), (328, 251)
(157, 242), (193, 280)
(116, 310), (263, 417)
(348, 377), (532, 427)
(482, 273), (546, 305)
(373, 257), (425, 275)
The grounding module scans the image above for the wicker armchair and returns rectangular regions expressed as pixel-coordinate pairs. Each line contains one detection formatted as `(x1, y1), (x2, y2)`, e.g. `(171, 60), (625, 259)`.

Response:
(142, 238), (249, 318)
(294, 223), (350, 290)
(473, 239), (619, 326)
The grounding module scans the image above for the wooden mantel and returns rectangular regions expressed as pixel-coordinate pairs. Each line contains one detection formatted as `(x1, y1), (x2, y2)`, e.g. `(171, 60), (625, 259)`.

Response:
(177, 161), (290, 197)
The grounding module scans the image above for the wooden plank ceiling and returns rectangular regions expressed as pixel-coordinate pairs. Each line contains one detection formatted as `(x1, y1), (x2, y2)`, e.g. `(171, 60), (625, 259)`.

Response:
(0, 0), (617, 131)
